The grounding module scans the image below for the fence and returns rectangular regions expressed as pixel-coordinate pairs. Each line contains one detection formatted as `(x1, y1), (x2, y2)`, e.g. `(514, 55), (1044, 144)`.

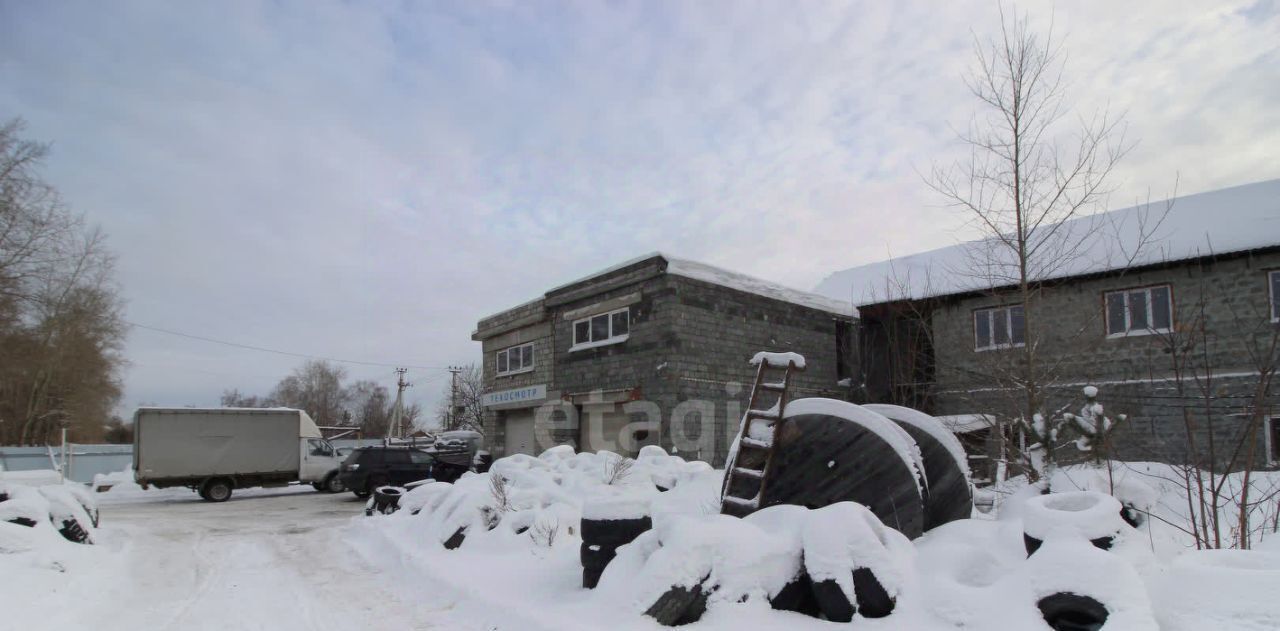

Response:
(0, 438), (395, 485)
(0, 444), (134, 485)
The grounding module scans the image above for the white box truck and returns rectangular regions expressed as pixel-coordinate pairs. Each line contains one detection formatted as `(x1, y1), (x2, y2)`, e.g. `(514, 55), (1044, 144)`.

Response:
(133, 407), (344, 502)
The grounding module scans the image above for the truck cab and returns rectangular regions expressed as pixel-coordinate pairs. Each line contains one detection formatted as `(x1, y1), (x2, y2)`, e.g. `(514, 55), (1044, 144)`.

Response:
(302, 437), (344, 492)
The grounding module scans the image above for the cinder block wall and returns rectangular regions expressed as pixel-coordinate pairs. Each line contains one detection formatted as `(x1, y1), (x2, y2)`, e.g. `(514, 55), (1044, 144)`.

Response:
(928, 250), (1279, 470)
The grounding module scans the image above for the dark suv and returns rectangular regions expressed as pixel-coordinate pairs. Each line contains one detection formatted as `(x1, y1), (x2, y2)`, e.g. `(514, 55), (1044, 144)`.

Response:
(339, 446), (435, 498)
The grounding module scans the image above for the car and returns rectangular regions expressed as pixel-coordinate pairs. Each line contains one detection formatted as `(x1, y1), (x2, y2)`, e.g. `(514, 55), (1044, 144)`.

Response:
(338, 446), (435, 498)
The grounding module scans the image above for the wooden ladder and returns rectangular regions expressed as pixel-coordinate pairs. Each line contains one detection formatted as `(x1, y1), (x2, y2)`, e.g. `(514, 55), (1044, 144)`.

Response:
(721, 353), (805, 518)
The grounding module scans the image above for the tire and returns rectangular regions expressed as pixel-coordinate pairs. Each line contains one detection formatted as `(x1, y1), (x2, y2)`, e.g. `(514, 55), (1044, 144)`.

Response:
(852, 567), (895, 618)
(201, 478), (233, 503)
(1037, 592), (1109, 631)
(324, 473), (346, 494)
(443, 526), (467, 550)
(582, 566), (605, 590)
(56, 517), (92, 544)
(770, 576), (821, 617)
(312, 482), (325, 491)
(642, 579), (710, 625)
(580, 516), (652, 546)
(580, 542), (617, 570)
(810, 578), (855, 623)
(372, 486), (405, 514)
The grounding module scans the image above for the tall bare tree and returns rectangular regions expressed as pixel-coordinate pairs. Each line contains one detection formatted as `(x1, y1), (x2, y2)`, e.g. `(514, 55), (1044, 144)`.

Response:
(925, 9), (1164, 481)
(268, 359), (350, 426)
(0, 118), (124, 445)
(347, 379), (392, 436)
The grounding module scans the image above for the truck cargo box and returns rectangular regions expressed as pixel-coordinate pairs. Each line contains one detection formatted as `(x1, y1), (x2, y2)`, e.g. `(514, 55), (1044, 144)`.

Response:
(134, 408), (321, 484)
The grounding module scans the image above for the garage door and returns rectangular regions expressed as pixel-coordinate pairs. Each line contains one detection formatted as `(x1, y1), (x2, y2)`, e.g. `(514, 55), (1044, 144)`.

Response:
(503, 409), (537, 457)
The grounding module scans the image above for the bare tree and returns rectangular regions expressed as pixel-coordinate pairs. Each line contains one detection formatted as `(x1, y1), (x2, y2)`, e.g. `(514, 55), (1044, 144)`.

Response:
(269, 360), (350, 426)
(0, 119), (124, 445)
(924, 9), (1169, 482)
(1142, 262), (1280, 549)
(347, 379), (392, 436)
(436, 363), (485, 434)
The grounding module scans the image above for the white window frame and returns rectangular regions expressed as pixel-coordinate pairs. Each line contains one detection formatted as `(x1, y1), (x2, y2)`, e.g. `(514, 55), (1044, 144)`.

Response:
(570, 307), (630, 352)
(1268, 270), (1279, 324)
(495, 342), (535, 377)
(1105, 285), (1174, 338)
(973, 305), (1025, 352)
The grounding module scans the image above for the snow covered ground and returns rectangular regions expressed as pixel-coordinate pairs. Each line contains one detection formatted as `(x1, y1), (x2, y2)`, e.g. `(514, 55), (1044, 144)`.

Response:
(5, 457), (1280, 630)
(1, 483), (444, 630)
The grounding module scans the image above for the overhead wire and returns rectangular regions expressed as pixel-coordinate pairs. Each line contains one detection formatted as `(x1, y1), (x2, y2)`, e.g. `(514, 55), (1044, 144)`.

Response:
(125, 320), (453, 372)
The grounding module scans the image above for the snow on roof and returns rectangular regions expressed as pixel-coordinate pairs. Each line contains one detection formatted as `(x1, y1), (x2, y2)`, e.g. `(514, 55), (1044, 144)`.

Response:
(665, 256), (851, 315)
(814, 179), (1280, 307)
(548, 252), (852, 315)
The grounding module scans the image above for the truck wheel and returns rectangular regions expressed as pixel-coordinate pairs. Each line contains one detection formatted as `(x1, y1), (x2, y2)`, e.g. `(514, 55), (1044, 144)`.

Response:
(324, 473), (345, 493)
(312, 482), (325, 491)
(202, 479), (233, 502)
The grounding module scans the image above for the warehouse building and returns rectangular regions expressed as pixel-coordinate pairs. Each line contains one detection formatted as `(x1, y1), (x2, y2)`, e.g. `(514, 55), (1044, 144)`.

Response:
(472, 253), (854, 466)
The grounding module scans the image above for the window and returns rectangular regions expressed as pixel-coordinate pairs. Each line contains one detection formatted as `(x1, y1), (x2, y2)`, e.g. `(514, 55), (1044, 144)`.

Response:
(408, 450), (434, 465)
(496, 342), (534, 376)
(308, 439), (333, 457)
(973, 305), (1025, 351)
(1269, 271), (1279, 323)
(571, 307), (630, 350)
(1105, 285), (1172, 337)
(1266, 416), (1280, 467)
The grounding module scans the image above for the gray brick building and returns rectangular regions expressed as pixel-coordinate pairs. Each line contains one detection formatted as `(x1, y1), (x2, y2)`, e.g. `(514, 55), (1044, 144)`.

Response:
(472, 254), (854, 466)
(815, 179), (1280, 479)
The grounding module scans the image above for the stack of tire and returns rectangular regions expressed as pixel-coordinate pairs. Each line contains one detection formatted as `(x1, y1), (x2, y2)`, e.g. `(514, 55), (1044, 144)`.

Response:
(1021, 490), (1146, 631)
(580, 501), (652, 589)
(0, 482), (98, 544)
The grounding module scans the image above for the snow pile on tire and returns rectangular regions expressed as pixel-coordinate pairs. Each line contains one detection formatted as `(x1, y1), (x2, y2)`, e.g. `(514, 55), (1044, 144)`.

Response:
(0, 480), (99, 550)
(357, 450), (1280, 630)
(594, 502), (914, 625)
(385, 445), (713, 551)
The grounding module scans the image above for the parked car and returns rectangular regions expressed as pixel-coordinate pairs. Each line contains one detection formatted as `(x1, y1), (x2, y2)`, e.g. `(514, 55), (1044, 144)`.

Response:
(339, 446), (435, 498)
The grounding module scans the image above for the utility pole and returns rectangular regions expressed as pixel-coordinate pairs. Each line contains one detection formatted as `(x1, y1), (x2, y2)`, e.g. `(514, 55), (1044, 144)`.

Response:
(386, 368), (411, 443)
(447, 366), (462, 431)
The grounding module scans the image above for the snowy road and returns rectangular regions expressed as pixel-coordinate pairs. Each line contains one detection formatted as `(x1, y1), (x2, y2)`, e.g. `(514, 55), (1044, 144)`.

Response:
(18, 487), (444, 631)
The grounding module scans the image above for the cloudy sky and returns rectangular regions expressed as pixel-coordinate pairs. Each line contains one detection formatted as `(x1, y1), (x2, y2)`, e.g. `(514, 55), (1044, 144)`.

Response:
(1, 0), (1277, 420)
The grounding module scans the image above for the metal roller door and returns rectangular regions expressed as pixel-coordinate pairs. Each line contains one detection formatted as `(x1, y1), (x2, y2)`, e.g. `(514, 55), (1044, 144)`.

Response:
(503, 409), (537, 456)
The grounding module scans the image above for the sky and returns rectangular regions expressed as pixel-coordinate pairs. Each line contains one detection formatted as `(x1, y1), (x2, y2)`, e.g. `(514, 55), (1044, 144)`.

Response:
(1, 0), (1277, 422)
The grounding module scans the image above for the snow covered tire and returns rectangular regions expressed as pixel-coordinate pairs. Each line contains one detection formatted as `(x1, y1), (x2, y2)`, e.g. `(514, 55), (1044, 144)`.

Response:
(57, 517), (92, 544)
(443, 526), (467, 550)
(1037, 592), (1109, 631)
(372, 486), (405, 514)
(852, 567), (895, 618)
(810, 578), (855, 623)
(582, 566), (605, 590)
(642, 577), (710, 626)
(769, 575), (821, 616)
(579, 516), (651, 546)
(580, 542), (616, 570)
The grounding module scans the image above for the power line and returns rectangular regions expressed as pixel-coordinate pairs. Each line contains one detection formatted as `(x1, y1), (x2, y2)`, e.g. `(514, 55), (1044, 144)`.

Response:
(125, 320), (451, 371)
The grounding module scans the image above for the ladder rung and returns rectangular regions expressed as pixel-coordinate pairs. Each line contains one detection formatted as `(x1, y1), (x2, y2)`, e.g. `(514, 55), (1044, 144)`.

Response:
(749, 409), (779, 420)
(761, 381), (787, 390)
(723, 495), (759, 508)
(733, 466), (764, 479)
(739, 437), (771, 449)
